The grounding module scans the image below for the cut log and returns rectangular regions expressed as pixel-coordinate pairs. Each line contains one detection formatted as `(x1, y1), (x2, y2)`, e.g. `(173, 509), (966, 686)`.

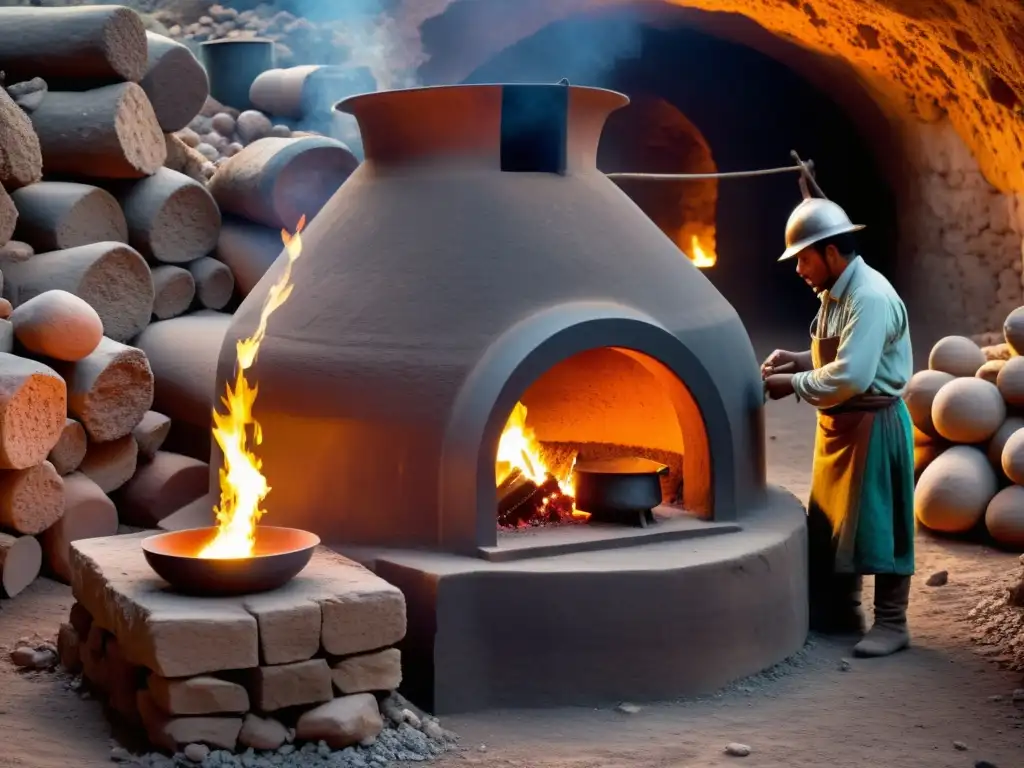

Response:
(132, 411), (171, 460)
(78, 435), (138, 494)
(2, 241), (154, 342)
(10, 182), (128, 252)
(29, 83), (167, 180)
(112, 168), (220, 264)
(142, 32), (210, 133)
(214, 215), (282, 297)
(163, 133), (209, 185)
(0, 353), (66, 470)
(134, 312), (230, 460)
(0, 183), (15, 246)
(0, 531), (42, 598)
(50, 337), (154, 443)
(0, 461), (64, 535)
(114, 451), (209, 528)
(48, 418), (88, 476)
(9, 289), (104, 362)
(0, 6), (147, 83)
(0, 88), (43, 191)
(39, 472), (117, 584)
(207, 136), (358, 229)
(188, 257), (234, 310)
(151, 265), (195, 320)
(249, 66), (339, 120)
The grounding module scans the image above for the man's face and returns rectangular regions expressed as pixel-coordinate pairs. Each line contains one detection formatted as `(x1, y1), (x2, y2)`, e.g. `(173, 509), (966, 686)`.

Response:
(794, 246), (833, 293)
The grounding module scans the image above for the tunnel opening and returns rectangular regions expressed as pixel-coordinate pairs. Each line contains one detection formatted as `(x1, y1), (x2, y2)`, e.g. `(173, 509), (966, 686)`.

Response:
(443, 6), (902, 340)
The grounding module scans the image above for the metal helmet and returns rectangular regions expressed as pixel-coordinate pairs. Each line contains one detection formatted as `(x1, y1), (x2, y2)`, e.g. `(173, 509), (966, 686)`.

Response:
(779, 197), (865, 261)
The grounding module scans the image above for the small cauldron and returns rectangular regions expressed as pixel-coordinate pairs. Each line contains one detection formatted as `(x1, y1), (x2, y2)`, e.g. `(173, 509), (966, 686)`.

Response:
(572, 457), (669, 527)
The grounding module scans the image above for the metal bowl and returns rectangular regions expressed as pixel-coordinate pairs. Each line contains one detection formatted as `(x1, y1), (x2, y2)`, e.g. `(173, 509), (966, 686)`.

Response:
(141, 526), (320, 596)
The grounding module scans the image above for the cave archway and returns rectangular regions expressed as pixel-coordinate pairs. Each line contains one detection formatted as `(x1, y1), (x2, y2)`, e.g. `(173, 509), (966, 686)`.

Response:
(458, 8), (899, 337)
(598, 94), (719, 267)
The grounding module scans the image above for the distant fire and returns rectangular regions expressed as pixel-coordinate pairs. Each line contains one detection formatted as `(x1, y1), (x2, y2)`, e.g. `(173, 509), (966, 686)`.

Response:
(198, 216), (307, 559)
(688, 235), (716, 268)
(495, 402), (589, 527)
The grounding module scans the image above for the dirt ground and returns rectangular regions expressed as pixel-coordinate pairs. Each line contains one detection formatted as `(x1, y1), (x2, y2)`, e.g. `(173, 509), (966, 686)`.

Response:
(1, 333), (1023, 768)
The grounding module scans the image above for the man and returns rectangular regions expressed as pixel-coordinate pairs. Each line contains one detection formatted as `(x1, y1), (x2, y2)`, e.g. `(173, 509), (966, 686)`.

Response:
(761, 196), (915, 659)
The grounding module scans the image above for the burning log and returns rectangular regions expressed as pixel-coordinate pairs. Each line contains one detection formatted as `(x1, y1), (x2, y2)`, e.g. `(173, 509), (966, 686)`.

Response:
(207, 136), (358, 229)
(49, 337), (155, 443)
(132, 411), (171, 461)
(48, 418), (87, 476)
(0, 353), (67, 470)
(39, 472), (116, 584)
(0, 460), (64, 535)
(0, 88), (43, 191)
(9, 182), (128, 251)
(2, 242), (155, 342)
(151, 265), (196, 320)
(215, 215), (285, 297)
(0, 531), (41, 598)
(112, 168), (221, 264)
(29, 83), (167, 179)
(9, 289), (104, 362)
(496, 467), (571, 528)
(188, 256), (235, 310)
(78, 434), (138, 494)
(0, 6), (148, 85)
(0, 183), (14, 246)
(141, 33), (210, 133)
(114, 451), (209, 528)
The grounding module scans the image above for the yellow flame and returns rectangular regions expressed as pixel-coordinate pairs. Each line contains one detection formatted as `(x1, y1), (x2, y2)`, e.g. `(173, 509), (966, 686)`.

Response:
(689, 235), (716, 268)
(495, 401), (587, 519)
(197, 216), (307, 559)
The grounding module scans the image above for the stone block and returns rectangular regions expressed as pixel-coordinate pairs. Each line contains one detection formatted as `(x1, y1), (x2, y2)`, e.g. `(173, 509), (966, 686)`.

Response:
(249, 658), (332, 712)
(68, 534), (406, 678)
(295, 693), (383, 749)
(147, 674), (249, 715)
(81, 623), (109, 692)
(331, 648), (402, 694)
(138, 689), (242, 752)
(106, 638), (142, 725)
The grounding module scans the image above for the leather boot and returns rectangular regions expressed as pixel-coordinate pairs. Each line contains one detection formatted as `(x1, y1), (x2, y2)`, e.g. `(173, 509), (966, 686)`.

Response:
(810, 574), (866, 635)
(853, 574), (911, 657)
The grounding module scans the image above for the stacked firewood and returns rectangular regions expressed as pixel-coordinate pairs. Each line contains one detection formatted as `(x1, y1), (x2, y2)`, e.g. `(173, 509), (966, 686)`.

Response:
(909, 306), (1024, 551)
(0, 5), (221, 597)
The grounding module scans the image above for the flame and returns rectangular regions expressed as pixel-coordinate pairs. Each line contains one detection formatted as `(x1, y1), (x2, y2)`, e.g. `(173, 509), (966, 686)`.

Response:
(688, 235), (716, 268)
(495, 401), (589, 521)
(197, 216), (307, 559)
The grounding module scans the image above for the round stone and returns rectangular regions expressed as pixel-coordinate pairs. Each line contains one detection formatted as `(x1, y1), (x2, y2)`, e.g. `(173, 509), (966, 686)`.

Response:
(929, 335), (986, 377)
(985, 485), (1024, 549)
(932, 377), (1006, 444)
(905, 370), (955, 437)
(916, 445), (998, 533)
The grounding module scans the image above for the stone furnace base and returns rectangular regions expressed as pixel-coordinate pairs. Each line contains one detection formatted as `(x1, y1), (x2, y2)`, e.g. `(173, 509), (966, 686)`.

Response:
(352, 486), (808, 714)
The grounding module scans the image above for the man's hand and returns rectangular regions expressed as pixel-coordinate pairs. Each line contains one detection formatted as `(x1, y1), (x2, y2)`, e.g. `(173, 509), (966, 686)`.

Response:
(764, 373), (796, 401)
(761, 349), (801, 380)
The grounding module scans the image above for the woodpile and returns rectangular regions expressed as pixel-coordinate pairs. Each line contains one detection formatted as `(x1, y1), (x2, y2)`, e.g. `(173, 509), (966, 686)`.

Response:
(912, 305), (1024, 551)
(0, 5), (224, 601)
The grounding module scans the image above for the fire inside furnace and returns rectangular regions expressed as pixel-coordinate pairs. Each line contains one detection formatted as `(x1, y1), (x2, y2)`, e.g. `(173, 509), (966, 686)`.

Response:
(495, 402), (590, 528)
(197, 216), (307, 560)
(688, 235), (716, 268)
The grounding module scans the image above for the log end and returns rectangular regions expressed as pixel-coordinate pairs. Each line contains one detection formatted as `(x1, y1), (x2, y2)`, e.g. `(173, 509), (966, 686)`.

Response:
(0, 353), (67, 470)
(101, 6), (150, 83)
(151, 265), (195, 320)
(0, 183), (15, 245)
(0, 461), (64, 536)
(0, 88), (44, 191)
(142, 33), (210, 133)
(75, 242), (156, 342)
(115, 83), (169, 177)
(0, 532), (42, 598)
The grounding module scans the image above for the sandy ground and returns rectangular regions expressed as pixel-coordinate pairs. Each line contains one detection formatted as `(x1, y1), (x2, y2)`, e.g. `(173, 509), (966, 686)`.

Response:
(1, 330), (1023, 768)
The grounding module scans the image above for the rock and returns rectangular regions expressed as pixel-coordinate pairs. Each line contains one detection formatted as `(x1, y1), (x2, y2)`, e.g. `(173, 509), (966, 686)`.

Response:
(985, 485), (1024, 549)
(932, 377), (1005, 444)
(839, 658), (852, 671)
(148, 674), (249, 716)
(6, 77), (47, 113)
(109, 746), (131, 762)
(0, 532), (41, 597)
(211, 113), (235, 136)
(57, 623), (81, 673)
(977, 359), (1006, 384)
(1006, 307), (1024, 355)
(1001, 429), (1024, 484)
(914, 441), (946, 476)
(238, 713), (288, 751)
(0, 352), (67, 469)
(270, 124), (291, 138)
(235, 110), (272, 143)
(930, 335), (987, 377)
(47, 418), (87, 475)
(982, 342), (1014, 361)
(988, 417), (1024, 471)
(331, 648), (402, 694)
(195, 143), (218, 161)
(0, 461), (64, 535)
(998, 356), (1024, 406)
(137, 689), (242, 752)
(10, 645), (55, 669)
(925, 570), (949, 587)
(78, 434), (138, 493)
(9, 289), (103, 361)
(615, 701), (641, 714)
(39, 472), (117, 583)
(0, 240), (32, 264)
(954, 740), (968, 750)
(916, 445), (998, 533)
(724, 743), (752, 757)
(904, 370), (954, 437)
(0, 87), (43, 189)
(183, 743), (209, 762)
(295, 693), (384, 749)
(249, 658), (333, 712)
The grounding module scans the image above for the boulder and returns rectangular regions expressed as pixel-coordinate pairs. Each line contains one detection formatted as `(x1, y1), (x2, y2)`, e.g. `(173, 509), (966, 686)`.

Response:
(931, 377), (1005, 444)
(9, 289), (103, 361)
(985, 485), (1024, 550)
(916, 445), (998, 533)
(904, 369), (954, 437)
(1005, 306), (1024, 356)
(998, 356), (1024, 406)
(294, 693), (383, 749)
(929, 335), (986, 377)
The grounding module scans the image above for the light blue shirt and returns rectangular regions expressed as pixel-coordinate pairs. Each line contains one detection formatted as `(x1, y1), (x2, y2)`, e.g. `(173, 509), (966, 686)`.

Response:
(792, 255), (913, 410)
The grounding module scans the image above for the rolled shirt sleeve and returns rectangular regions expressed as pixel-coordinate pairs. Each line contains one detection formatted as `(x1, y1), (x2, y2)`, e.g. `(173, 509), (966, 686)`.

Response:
(792, 290), (888, 409)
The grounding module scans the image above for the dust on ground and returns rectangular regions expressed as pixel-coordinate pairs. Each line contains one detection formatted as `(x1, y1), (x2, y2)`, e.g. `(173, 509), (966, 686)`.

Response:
(2, 332), (1024, 768)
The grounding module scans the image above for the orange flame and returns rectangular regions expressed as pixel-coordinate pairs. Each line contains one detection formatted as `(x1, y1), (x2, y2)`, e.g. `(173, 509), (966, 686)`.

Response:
(197, 216), (307, 559)
(496, 401), (589, 520)
(689, 235), (716, 268)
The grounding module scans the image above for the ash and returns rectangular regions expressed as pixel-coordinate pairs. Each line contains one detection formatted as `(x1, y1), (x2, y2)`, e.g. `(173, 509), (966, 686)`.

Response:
(966, 555), (1024, 671)
(123, 724), (458, 768)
